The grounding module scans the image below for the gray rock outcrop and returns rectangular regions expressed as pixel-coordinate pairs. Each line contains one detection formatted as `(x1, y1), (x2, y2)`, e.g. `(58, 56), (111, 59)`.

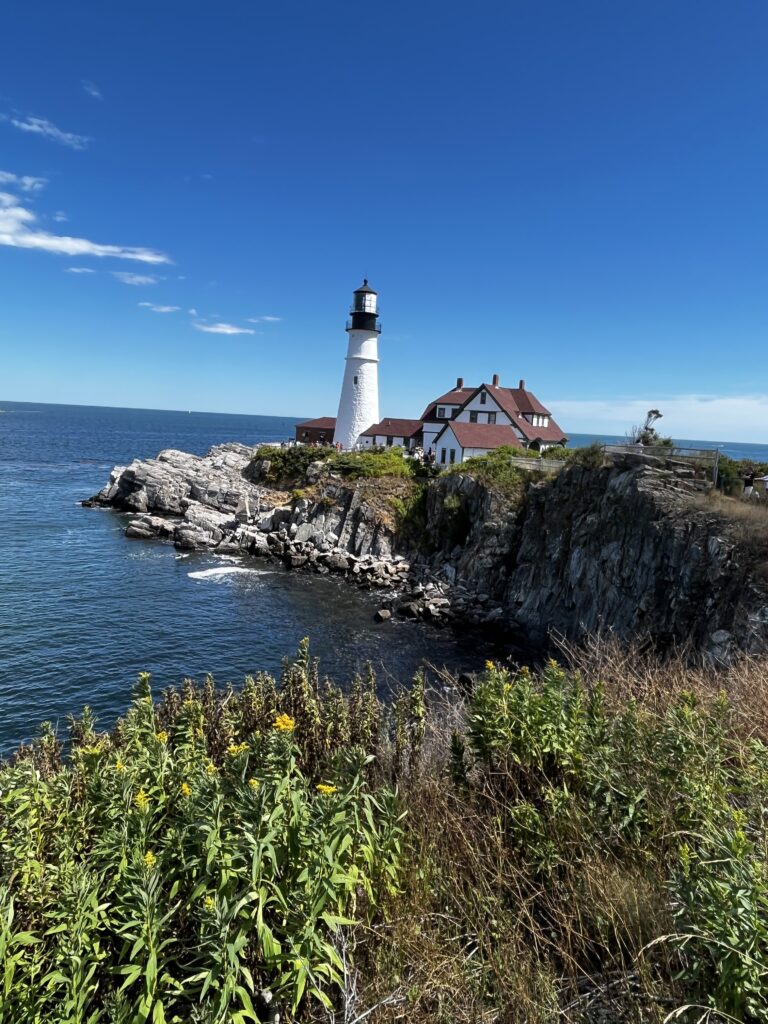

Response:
(85, 444), (768, 659)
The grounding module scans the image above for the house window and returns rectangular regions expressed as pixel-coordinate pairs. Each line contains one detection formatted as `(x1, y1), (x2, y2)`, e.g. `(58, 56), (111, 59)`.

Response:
(480, 391), (487, 405)
(354, 376), (359, 386)
(487, 412), (497, 424)
(302, 431), (308, 439)
(450, 449), (456, 464)
(437, 406), (446, 418)
(440, 447), (447, 464)
(469, 411), (478, 423)
(386, 436), (393, 446)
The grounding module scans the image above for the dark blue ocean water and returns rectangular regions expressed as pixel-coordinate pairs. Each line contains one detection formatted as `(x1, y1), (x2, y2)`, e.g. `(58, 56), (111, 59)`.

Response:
(1, 401), (767, 754)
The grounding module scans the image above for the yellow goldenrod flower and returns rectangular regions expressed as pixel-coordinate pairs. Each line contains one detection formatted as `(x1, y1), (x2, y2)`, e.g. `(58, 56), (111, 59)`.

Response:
(547, 658), (559, 669)
(227, 742), (249, 756)
(248, 778), (260, 790)
(134, 789), (149, 811)
(519, 665), (531, 677)
(144, 850), (156, 869)
(484, 659), (495, 671)
(155, 730), (168, 744)
(316, 783), (337, 795)
(115, 759), (126, 774)
(205, 762), (218, 775)
(180, 782), (191, 797)
(204, 895), (215, 911)
(272, 713), (295, 732)
(504, 683), (512, 693)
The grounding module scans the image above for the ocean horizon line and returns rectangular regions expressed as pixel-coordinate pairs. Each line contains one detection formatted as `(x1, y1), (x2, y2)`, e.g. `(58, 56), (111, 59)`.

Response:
(1, 398), (767, 452)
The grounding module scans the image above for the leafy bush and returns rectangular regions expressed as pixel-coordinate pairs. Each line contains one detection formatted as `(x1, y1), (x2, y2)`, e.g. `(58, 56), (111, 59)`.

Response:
(327, 447), (414, 480)
(246, 446), (325, 486)
(569, 441), (606, 468)
(0, 643), (407, 1023)
(446, 445), (529, 499)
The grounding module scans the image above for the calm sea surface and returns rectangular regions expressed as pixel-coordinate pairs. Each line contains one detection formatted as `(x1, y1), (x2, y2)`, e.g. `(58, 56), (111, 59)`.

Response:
(1, 401), (767, 754)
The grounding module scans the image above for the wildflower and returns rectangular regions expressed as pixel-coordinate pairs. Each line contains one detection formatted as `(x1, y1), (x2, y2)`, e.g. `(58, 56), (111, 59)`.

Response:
(519, 665), (531, 677)
(115, 759), (126, 774)
(484, 659), (495, 671)
(134, 789), (149, 811)
(155, 730), (168, 744)
(504, 683), (512, 693)
(180, 782), (191, 797)
(547, 658), (559, 670)
(227, 742), (249, 756)
(204, 895), (215, 911)
(248, 778), (260, 790)
(272, 713), (295, 732)
(316, 783), (337, 795)
(144, 850), (156, 869)
(205, 762), (218, 775)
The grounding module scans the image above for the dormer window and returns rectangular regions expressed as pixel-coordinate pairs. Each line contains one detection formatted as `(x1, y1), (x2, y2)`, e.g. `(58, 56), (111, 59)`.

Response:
(437, 406), (446, 418)
(480, 391), (487, 405)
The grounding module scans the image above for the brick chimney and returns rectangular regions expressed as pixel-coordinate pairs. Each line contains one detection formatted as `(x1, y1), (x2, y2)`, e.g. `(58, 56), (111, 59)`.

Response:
(492, 373), (500, 387)
(456, 376), (464, 389)
(519, 378), (526, 390)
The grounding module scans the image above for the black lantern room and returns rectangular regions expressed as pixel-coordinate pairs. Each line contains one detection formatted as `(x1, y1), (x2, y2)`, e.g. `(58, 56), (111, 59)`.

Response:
(347, 279), (381, 333)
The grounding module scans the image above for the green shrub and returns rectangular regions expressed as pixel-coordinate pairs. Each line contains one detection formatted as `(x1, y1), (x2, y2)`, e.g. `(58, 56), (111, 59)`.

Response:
(246, 445), (325, 486)
(569, 442), (606, 469)
(540, 445), (570, 460)
(446, 445), (529, 499)
(0, 643), (406, 1023)
(327, 447), (414, 480)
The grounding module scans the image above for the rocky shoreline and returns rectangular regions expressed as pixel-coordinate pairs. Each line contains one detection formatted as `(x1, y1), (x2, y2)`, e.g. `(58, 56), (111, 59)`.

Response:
(83, 444), (491, 631)
(84, 442), (768, 661)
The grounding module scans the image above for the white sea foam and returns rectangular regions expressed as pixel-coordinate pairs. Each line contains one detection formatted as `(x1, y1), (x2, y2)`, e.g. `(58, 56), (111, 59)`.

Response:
(188, 566), (259, 580)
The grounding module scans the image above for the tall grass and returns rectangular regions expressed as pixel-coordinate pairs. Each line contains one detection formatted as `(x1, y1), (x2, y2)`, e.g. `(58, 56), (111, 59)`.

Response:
(2, 641), (767, 1022)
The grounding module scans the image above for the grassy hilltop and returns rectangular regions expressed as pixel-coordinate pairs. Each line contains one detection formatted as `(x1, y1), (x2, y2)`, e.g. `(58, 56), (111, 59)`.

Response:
(1, 640), (767, 1023)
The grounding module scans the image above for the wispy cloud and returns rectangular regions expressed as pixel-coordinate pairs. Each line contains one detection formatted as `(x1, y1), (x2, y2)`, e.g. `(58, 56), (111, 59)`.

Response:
(193, 321), (256, 335)
(10, 116), (89, 150)
(0, 169), (47, 192)
(138, 301), (180, 313)
(551, 394), (768, 445)
(82, 80), (102, 100)
(188, 308), (198, 316)
(53, 211), (68, 222)
(112, 272), (158, 285)
(66, 266), (95, 273)
(247, 315), (282, 323)
(0, 193), (170, 264)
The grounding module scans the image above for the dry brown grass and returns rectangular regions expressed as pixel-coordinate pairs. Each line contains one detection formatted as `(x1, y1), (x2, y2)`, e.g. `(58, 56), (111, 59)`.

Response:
(555, 632), (768, 741)
(690, 490), (768, 578)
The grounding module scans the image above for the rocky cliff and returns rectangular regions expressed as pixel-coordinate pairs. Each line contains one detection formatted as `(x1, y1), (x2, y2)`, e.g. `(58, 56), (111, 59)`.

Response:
(85, 445), (768, 659)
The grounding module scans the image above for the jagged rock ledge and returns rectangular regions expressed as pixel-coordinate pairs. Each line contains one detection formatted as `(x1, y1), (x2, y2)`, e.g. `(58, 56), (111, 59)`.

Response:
(82, 444), (477, 629)
(84, 443), (768, 660)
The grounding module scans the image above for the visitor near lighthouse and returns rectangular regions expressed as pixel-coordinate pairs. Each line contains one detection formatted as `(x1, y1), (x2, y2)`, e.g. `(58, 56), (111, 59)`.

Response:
(334, 279), (381, 450)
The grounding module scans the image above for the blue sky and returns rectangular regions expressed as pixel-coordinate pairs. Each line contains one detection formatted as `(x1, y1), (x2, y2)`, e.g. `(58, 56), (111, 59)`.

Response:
(1, 1), (766, 441)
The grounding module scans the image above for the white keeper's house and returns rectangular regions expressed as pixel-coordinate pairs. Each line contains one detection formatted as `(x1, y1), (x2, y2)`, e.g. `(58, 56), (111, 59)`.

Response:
(294, 280), (568, 463)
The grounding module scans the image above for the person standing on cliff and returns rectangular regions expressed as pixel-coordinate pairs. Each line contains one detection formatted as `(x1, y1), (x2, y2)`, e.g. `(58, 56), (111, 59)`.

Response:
(743, 469), (757, 500)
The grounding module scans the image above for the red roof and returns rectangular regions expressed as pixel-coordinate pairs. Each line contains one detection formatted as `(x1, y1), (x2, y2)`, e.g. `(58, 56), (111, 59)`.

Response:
(465, 386), (567, 444)
(361, 417), (422, 438)
(295, 416), (336, 429)
(434, 422), (524, 450)
(420, 387), (475, 421)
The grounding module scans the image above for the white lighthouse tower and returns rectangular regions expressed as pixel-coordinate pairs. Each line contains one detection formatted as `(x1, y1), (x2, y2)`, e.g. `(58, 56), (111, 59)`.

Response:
(334, 279), (381, 449)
